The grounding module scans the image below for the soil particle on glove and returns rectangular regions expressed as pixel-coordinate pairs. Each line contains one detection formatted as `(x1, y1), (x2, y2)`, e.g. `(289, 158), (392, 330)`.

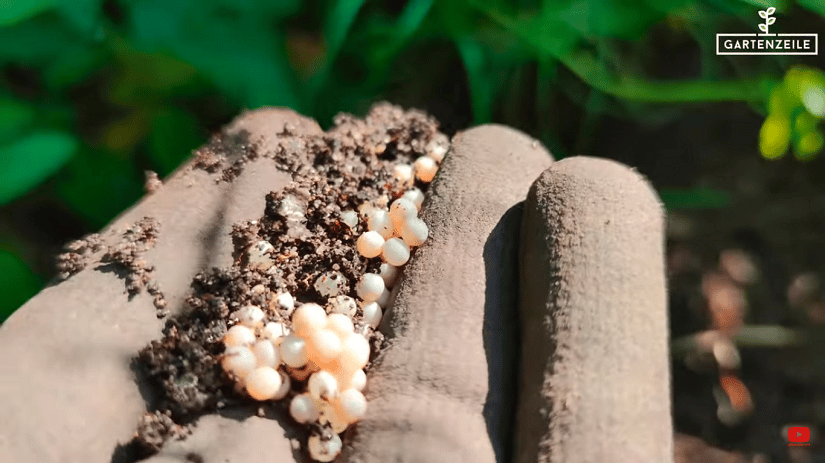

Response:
(55, 232), (105, 279)
(56, 217), (168, 315)
(134, 411), (190, 453)
(100, 217), (168, 313)
(134, 103), (446, 452)
(145, 171), (163, 194)
(190, 129), (261, 183)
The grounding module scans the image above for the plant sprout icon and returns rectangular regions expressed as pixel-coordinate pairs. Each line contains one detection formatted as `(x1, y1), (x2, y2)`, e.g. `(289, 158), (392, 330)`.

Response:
(759, 7), (777, 34)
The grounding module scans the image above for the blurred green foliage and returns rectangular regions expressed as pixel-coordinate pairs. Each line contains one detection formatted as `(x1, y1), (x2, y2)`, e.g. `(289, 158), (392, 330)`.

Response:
(0, 0), (822, 321)
(760, 66), (825, 160)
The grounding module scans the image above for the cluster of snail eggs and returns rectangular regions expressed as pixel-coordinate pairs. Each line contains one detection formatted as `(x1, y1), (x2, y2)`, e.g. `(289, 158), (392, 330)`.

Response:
(220, 144), (443, 462)
(221, 300), (369, 461)
(353, 192), (430, 328)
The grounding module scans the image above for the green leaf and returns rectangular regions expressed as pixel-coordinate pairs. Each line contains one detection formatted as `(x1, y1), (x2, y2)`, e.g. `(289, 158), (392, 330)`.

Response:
(455, 38), (495, 124)
(44, 44), (106, 91)
(552, 0), (664, 39)
(0, 0), (55, 27)
(793, 130), (823, 160)
(56, 148), (144, 227)
(55, 0), (102, 33)
(396, 0), (434, 40)
(0, 98), (36, 144)
(108, 41), (199, 105)
(659, 187), (732, 210)
(306, 0), (367, 100)
(0, 250), (42, 323)
(0, 131), (78, 205)
(148, 107), (205, 175)
(324, 0), (366, 60)
(797, 0), (825, 15)
(129, 0), (301, 109)
(0, 13), (81, 65)
(760, 114), (791, 159)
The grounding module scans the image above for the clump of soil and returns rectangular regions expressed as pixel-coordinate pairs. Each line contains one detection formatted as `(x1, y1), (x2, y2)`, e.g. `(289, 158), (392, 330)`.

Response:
(189, 129), (257, 183)
(134, 103), (445, 452)
(55, 217), (168, 315)
(134, 411), (190, 453)
(56, 232), (104, 279)
(99, 217), (167, 314)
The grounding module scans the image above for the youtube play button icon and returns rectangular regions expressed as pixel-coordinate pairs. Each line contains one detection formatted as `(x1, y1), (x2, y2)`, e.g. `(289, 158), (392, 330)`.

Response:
(788, 426), (810, 444)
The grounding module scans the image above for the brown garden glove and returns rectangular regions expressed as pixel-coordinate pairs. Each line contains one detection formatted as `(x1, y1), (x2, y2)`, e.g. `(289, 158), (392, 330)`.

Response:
(0, 106), (740, 463)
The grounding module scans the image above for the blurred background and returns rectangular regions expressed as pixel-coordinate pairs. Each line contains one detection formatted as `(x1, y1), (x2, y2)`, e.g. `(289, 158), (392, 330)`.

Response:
(0, 0), (824, 461)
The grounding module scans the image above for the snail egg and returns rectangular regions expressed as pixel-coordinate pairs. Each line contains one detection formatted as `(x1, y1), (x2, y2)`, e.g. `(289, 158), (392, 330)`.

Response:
(292, 303), (327, 337)
(280, 334), (309, 368)
(376, 287), (391, 308)
(426, 135), (448, 162)
(319, 401), (351, 433)
(382, 238), (410, 267)
(325, 313), (354, 340)
(367, 209), (394, 239)
(275, 292), (295, 314)
(307, 432), (342, 462)
(413, 156), (438, 183)
(357, 231), (385, 258)
(251, 339), (280, 368)
(337, 388), (368, 422)
(308, 370), (339, 402)
(402, 188), (425, 211)
(362, 302), (383, 328)
(379, 263), (399, 288)
(389, 198), (417, 227)
(393, 163), (414, 187)
(328, 295), (357, 317)
(290, 393), (320, 424)
(314, 272), (348, 298)
(245, 366), (282, 401)
(358, 202), (376, 218)
(349, 369), (367, 392)
(223, 325), (256, 347)
(339, 210), (359, 229)
(235, 305), (264, 327)
(273, 369), (291, 400)
(222, 346), (256, 380)
(339, 333), (371, 371)
(356, 273), (385, 303)
(261, 322), (289, 342)
(308, 329), (343, 364)
(400, 216), (429, 248)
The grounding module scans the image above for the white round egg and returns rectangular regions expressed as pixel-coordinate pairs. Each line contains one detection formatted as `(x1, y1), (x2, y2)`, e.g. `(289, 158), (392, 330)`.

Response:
(382, 237), (410, 266)
(280, 334), (308, 368)
(223, 325), (256, 347)
(245, 366), (282, 401)
(357, 231), (385, 258)
(362, 302), (383, 328)
(307, 432), (342, 462)
(292, 303), (327, 338)
(356, 273), (385, 303)
(290, 393), (320, 424)
(413, 156), (438, 183)
(367, 209), (394, 239)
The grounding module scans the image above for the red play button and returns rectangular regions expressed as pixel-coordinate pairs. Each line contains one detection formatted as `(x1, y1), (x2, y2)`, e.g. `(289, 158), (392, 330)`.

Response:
(788, 426), (810, 443)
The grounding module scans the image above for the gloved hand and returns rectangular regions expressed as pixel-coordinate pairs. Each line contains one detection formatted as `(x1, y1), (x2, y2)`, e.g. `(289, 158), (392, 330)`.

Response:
(0, 107), (720, 463)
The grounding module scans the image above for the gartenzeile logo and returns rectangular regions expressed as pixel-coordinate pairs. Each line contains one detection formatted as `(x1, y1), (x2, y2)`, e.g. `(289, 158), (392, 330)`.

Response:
(717, 7), (818, 55)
